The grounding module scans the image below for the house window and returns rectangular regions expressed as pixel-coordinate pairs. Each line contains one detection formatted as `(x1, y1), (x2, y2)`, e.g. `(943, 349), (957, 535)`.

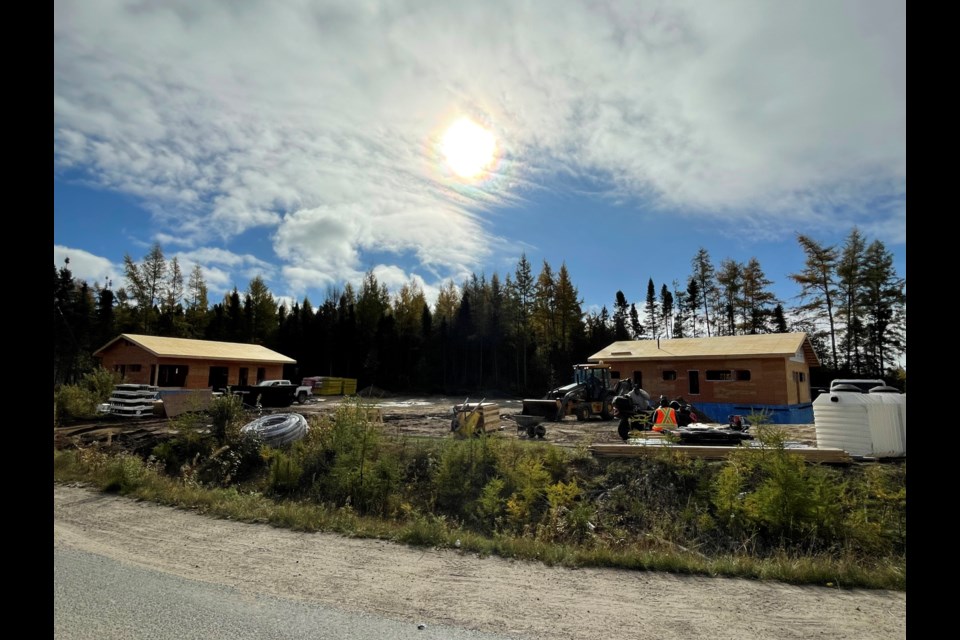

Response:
(662, 370), (677, 381)
(208, 366), (228, 390)
(239, 367), (249, 386)
(706, 370), (733, 381)
(128, 364), (142, 372)
(257, 367), (266, 384)
(158, 365), (188, 386)
(706, 369), (752, 382)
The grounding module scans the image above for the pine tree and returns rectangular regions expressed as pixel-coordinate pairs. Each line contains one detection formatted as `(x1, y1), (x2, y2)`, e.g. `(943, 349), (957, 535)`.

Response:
(790, 234), (840, 368)
(660, 284), (673, 339)
(741, 258), (777, 335)
(690, 248), (717, 337)
(612, 290), (630, 340)
(644, 279), (658, 339)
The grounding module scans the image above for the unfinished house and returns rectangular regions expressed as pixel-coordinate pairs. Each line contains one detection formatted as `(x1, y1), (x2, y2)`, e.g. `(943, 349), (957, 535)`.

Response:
(588, 332), (821, 424)
(93, 334), (296, 391)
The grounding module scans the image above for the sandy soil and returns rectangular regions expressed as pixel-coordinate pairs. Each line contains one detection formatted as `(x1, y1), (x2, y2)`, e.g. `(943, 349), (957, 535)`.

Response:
(53, 394), (819, 451)
(54, 483), (905, 640)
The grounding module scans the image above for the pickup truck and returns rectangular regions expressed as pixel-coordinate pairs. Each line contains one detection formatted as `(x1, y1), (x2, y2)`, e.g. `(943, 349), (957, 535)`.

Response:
(257, 379), (313, 404)
(227, 380), (313, 408)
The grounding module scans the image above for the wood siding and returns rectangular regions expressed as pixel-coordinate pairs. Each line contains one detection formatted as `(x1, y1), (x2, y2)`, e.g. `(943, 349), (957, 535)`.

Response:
(608, 356), (809, 406)
(96, 340), (286, 389)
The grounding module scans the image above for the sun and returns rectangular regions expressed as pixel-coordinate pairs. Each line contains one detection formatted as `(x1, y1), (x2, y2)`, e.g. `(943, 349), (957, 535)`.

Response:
(440, 117), (497, 179)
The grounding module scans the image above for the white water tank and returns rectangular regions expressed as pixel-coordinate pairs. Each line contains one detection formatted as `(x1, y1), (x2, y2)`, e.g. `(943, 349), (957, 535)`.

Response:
(813, 389), (906, 457)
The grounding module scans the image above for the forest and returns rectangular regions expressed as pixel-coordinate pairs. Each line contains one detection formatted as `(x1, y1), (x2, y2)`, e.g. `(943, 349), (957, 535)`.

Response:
(53, 227), (905, 396)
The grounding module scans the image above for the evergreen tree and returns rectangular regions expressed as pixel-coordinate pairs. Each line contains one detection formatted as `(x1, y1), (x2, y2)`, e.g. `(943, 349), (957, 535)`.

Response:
(741, 257), (777, 335)
(716, 258), (743, 335)
(532, 260), (557, 348)
(245, 276), (278, 346)
(508, 254), (534, 390)
(660, 284), (673, 339)
(612, 290), (630, 340)
(185, 264), (209, 338)
(685, 277), (700, 337)
(690, 248), (717, 337)
(629, 303), (643, 340)
(861, 239), (906, 377)
(790, 234), (840, 368)
(644, 279), (658, 339)
(836, 228), (868, 371)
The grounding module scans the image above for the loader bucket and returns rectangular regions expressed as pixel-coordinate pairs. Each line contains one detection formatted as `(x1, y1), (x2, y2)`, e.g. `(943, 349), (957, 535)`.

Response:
(521, 398), (562, 421)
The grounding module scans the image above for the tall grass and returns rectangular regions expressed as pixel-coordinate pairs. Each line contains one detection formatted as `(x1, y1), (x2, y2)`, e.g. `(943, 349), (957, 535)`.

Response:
(53, 401), (906, 591)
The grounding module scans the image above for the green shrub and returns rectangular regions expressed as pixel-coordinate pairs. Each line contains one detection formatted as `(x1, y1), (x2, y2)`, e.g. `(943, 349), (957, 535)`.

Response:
(53, 385), (100, 425)
(269, 451), (303, 495)
(82, 366), (121, 402)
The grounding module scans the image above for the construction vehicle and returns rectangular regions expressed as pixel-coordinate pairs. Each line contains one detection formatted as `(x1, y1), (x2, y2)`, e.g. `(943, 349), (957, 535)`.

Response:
(521, 363), (616, 422)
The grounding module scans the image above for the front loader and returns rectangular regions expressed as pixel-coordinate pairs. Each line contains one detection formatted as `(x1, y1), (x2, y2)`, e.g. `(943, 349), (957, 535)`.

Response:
(521, 363), (616, 422)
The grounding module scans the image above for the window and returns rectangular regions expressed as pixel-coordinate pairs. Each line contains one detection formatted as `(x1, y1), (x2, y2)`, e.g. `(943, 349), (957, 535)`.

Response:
(128, 364), (142, 372)
(239, 367), (249, 386)
(706, 369), (751, 382)
(158, 365), (188, 386)
(662, 370), (677, 381)
(706, 370), (733, 381)
(208, 366), (228, 390)
(257, 367), (266, 384)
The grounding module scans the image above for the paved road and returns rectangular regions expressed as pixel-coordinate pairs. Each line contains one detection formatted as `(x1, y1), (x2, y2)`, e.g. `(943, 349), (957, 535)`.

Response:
(55, 545), (518, 640)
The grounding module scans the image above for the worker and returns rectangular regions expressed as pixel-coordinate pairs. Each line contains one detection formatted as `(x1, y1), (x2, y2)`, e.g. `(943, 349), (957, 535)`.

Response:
(629, 385), (651, 412)
(652, 396), (678, 432)
(677, 403), (698, 427)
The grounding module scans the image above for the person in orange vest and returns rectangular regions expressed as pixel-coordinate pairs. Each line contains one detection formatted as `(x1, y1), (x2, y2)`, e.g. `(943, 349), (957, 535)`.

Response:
(651, 396), (678, 432)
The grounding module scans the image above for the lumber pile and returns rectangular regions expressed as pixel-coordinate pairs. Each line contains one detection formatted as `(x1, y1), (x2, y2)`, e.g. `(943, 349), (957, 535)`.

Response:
(589, 443), (853, 464)
(452, 402), (500, 435)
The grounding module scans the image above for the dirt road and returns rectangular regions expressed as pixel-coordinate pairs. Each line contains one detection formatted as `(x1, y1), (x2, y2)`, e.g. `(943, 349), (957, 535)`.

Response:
(54, 483), (905, 640)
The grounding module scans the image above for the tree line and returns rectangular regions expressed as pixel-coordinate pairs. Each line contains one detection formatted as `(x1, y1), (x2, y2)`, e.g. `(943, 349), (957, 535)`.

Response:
(53, 227), (905, 394)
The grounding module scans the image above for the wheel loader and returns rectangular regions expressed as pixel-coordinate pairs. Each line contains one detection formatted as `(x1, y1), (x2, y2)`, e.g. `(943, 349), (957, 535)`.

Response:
(520, 363), (616, 422)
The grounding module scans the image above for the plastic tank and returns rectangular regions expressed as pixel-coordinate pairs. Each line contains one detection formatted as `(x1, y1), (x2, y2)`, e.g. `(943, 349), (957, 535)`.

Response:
(813, 389), (906, 457)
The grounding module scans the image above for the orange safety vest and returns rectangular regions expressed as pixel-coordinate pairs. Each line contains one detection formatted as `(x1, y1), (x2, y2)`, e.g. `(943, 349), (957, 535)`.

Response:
(652, 407), (678, 431)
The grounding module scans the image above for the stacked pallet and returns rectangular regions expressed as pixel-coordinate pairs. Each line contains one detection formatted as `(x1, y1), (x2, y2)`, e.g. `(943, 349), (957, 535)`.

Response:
(302, 376), (359, 396)
(452, 402), (500, 436)
(342, 378), (357, 395)
(108, 384), (161, 418)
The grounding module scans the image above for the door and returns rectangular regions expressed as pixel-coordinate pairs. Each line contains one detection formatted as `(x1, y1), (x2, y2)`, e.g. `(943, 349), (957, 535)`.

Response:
(688, 370), (700, 395)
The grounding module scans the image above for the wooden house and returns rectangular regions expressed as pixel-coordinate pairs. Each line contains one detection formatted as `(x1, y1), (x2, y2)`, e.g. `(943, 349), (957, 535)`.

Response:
(588, 332), (821, 424)
(93, 334), (296, 391)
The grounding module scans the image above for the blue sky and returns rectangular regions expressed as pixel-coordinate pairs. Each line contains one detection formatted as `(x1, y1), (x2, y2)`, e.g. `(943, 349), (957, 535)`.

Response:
(54, 0), (905, 318)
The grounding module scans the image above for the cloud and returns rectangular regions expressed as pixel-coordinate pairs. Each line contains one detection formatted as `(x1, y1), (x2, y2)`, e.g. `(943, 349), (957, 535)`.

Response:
(54, 0), (905, 298)
(53, 245), (122, 289)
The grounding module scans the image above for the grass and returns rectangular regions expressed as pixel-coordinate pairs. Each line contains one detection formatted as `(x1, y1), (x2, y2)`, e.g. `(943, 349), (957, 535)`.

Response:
(53, 440), (906, 591)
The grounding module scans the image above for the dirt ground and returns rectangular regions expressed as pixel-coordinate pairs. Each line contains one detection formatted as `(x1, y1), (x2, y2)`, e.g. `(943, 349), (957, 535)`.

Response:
(54, 396), (904, 639)
(53, 393), (819, 454)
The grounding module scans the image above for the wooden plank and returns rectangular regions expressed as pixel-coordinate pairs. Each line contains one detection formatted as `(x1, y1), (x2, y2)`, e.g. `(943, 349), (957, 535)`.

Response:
(589, 443), (852, 464)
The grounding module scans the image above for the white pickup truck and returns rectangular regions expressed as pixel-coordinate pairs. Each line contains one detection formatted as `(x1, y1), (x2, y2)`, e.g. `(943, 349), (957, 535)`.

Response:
(257, 379), (313, 404)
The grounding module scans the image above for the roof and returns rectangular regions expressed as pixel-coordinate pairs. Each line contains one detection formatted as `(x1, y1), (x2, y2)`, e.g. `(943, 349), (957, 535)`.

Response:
(94, 334), (296, 364)
(588, 332), (820, 367)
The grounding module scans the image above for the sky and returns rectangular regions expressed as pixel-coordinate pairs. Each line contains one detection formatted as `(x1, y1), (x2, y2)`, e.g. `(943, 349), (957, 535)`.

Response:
(54, 0), (906, 320)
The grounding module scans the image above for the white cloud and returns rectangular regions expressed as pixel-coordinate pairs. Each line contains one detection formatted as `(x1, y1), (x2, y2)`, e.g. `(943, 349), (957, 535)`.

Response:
(53, 245), (122, 289)
(54, 0), (905, 297)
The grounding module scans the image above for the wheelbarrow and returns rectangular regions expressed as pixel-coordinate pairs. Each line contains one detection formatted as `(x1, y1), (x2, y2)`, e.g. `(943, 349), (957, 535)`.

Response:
(510, 414), (547, 439)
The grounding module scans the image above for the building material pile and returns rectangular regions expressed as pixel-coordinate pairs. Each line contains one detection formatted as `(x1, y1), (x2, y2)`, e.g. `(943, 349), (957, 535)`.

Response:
(451, 402), (500, 436)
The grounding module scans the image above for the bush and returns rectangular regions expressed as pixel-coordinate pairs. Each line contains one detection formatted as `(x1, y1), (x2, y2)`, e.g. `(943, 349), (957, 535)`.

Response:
(54, 385), (100, 425)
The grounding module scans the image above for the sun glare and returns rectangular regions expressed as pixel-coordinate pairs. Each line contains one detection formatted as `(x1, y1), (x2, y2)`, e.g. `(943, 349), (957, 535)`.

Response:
(440, 117), (497, 179)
